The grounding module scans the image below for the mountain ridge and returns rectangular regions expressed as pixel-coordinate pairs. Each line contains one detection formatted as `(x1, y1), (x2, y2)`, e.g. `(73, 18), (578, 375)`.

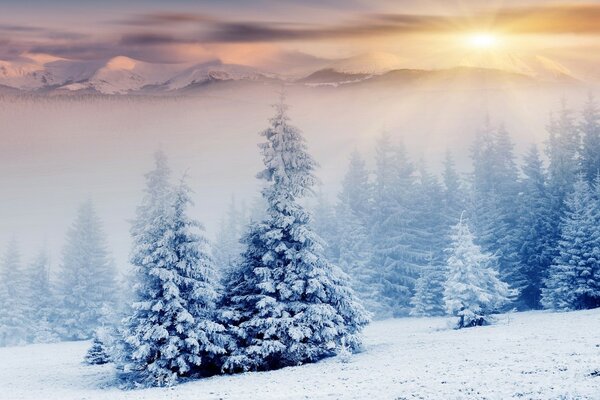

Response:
(0, 54), (585, 95)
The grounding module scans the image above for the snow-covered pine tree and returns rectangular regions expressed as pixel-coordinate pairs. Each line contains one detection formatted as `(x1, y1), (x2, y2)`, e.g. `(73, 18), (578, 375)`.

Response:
(541, 177), (600, 310)
(26, 250), (59, 343)
(470, 122), (524, 307)
(247, 195), (268, 224)
(580, 94), (600, 184)
(220, 97), (369, 373)
(0, 238), (28, 346)
(516, 146), (556, 308)
(444, 216), (511, 328)
(412, 150), (465, 318)
(336, 197), (378, 314)
(409, 163), (449, 317)
(414, 162), (448, 263)
(117, 153), (225, 388)
(339, 150), (372, 223)
(336, 151), (378, 314)
(492, 126), (523, 291)
(370, 138), (425, 317)
(442, 151), (465, 227)
(410, 257), (446, 317)
(212, 196), (245, 277)
(85, 337), (111, 365)
(55, 200), (117, 340)
(85, 327), (112, 365)
(311, 191), (340, 262)
(546, 101), (581, 229)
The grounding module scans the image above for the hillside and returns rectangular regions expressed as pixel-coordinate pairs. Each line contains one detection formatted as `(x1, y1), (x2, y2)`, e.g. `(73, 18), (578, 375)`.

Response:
(1, 310), (599, 399)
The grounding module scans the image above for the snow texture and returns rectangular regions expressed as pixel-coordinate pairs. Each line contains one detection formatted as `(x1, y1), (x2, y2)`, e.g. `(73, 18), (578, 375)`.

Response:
(1, 310), (599, 399)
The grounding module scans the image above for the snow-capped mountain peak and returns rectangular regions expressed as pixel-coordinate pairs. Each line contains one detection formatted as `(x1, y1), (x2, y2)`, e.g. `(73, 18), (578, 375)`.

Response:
(104, 56), (138, 71)
(0, 58), (55, 89)
(0, 51), (587, 94)
(60, 56), (187, 94)
(164, 60), (266, 90)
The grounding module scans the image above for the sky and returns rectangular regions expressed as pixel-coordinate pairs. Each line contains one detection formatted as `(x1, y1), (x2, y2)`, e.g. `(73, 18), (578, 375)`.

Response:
(1, 0), (600, 76)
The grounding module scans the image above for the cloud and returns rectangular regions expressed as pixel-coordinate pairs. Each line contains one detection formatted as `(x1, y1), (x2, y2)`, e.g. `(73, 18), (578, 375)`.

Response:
(114, 12), (218, 26)
(2, 3), (600, 65)
(113, 4), (600, 45)
(486, 4), (600, 34)
(207, 5), (600, 42)
(27, 42), (116, 60)
(119, 33), (183, 46)
(0, 24), (46, 33)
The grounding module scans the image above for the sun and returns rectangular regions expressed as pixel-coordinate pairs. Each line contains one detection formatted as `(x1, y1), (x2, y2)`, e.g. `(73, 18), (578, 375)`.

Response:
(466, 33), (500, 49)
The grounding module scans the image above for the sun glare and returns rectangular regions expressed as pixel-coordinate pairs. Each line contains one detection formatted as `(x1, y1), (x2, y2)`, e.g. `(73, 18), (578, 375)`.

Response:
(466, 33), (499, 49)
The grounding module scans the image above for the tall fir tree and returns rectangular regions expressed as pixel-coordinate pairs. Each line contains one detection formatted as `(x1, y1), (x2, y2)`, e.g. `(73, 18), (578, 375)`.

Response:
(516, 146), (555, 308)
(444, 216), (511, 328)
(339, 150), (372, 223)
(336, 151), (378, 314)
(580, 94), (600, 184)
(470, 122), (524, 306)
(220, 98), (368, 373)
(469, 117), (499, 267)
(55, 200), (117, 340)
(409, 163), (448, 316)
(212, 196), (245, 277)
(0, 238), (28, 346)
(442, 150), (465, 226)
(410, 257), (446, 317)
(26, 250), (59, 343)
(370, 138), (426, 317)
(117, 154), (225, 388)
(541, 177), (600, 310)
(414, 162), (448, 264)
(367, 134), (397, 318)
(543, 101), (582, 306)
(336, 200), (377, 312)
(311, 191), (340, 263)
(546, 100), (581, 215)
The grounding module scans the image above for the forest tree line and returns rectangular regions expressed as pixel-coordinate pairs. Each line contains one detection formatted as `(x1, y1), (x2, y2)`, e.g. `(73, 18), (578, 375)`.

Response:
(0, 95), (599, 386)
(214, 96), (600, 319)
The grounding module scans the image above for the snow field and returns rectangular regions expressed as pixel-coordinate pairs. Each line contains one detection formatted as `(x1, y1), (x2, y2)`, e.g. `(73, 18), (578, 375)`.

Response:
(1, 310), (599, 400)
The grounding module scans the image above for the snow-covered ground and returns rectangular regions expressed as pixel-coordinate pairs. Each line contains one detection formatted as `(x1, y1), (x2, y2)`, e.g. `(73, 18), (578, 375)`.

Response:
(1, 310), (599, 400)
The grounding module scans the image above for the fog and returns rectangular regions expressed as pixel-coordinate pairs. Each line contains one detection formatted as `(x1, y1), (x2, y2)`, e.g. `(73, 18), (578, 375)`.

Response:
(0, 79), (594, 272)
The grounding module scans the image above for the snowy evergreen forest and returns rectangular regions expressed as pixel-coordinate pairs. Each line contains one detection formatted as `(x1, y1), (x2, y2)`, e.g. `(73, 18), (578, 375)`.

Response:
(1, 95), (600, 389)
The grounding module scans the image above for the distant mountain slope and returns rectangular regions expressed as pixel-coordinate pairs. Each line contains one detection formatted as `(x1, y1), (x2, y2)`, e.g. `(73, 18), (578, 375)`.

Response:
(459, 52), (579, 83)
(163, 61), (270, 91)
(0, 56), (280, 95)
(0, 52), (586, 95)
(59, 56), (187, 94)
(371, 66), (536, 86)
(296, 68), (372, 86)
(0, 58), (56, 89)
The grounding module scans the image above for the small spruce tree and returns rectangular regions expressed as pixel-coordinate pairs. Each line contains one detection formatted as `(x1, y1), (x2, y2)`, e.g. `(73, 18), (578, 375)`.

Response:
(85, 327), (112, 365)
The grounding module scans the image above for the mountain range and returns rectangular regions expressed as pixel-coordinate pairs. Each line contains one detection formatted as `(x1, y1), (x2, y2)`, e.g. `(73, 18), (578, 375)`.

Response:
(0, 52), (585, 95)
